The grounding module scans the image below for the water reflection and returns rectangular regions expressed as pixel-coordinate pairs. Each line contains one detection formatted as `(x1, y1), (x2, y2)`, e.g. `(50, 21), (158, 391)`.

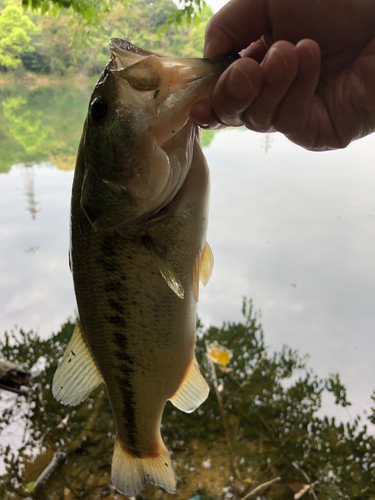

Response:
(2, 303), (373, 499)
(0, 82), (92, 173)
(1, 82), (375, 429)
(0, 162), (76, 339)
(19, 164), (38, 219)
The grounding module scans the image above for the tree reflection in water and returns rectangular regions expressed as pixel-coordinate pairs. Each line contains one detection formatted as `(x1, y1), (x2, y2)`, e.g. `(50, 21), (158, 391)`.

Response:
(0, 83), (92, 174)
(0, 299), (374, 499)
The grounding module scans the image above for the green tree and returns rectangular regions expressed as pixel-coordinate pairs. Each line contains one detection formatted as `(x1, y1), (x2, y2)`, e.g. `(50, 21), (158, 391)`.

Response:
(20, 0), (206, 26)
(0, 5), (38, 70)
(178, 4), (213, 57)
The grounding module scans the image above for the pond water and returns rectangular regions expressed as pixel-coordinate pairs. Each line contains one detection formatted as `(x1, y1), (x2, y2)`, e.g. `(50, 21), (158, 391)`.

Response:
(1, 81), (375, 431)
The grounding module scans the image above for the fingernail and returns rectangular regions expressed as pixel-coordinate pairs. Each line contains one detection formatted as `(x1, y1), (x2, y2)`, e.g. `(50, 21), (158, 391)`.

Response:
(264, 47), (288, 84)
(227, 64), (254, 99)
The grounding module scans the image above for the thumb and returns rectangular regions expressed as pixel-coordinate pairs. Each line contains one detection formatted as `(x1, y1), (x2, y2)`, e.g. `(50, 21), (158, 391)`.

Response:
(204, 0), (270, 58)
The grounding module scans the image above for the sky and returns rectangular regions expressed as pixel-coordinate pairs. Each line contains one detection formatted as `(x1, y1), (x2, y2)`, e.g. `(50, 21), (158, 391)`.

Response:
(206, 0), (228, 12)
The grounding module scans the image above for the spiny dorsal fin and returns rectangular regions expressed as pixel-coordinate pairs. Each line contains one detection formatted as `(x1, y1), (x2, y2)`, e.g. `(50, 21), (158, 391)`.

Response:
(169, 358), (209, 413)
(143, 235), (184, 299)
(199, 241), (214, 286)
(112, 436), (176, 496)
(52, 320), (103, 406)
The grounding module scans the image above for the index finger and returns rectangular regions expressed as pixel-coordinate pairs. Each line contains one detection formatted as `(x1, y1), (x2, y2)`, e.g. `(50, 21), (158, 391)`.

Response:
(204, 0), (270, 58)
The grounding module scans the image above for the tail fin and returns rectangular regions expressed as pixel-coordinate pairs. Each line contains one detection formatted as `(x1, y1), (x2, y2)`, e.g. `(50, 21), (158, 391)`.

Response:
(111, 437), (176, 497)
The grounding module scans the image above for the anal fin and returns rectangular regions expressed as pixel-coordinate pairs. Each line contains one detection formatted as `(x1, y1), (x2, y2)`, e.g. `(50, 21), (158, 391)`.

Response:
(169, 358), (209, 413)
(112, 437), (176, 497)
(52, 320), (103, 406)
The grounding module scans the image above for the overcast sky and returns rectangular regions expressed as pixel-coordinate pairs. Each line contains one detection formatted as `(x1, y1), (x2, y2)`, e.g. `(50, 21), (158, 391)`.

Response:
(206, 0), (228, 12)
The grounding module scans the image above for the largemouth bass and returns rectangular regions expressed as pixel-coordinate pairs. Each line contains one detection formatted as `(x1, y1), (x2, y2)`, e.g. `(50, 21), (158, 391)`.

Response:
(52, 39), (236, 496)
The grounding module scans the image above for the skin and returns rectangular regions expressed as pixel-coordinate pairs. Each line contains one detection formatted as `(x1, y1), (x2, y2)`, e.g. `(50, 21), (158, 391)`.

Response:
(190, 0), (375, 151)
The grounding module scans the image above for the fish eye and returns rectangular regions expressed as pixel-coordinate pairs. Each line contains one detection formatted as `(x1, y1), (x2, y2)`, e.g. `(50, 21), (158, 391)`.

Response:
(90, 96), (108, 122)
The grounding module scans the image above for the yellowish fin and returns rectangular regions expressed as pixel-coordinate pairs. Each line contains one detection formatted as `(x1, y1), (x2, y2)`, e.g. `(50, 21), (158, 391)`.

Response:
(112, 437), (176, 496)
(193, 250), (201, 302)
(169, 358), (209, 413)
(52, 320), (103, 406)
(193, 242), (213, 302)
(143, 235), (184, 299)
(199, 241), (214, 286)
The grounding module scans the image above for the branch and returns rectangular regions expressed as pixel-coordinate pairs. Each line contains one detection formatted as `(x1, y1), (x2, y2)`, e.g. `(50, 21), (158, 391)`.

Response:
(34, 451), (67, 495)
(0, 360), (32, 396)
(0, 383), (29, 397)
(237, 354), (267, 391)
(241, 476), (281, 499)
(206, 357), (242, 487)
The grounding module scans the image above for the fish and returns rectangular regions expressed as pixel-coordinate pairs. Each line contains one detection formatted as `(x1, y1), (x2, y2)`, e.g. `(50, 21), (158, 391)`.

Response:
(52, 38), (237, 497)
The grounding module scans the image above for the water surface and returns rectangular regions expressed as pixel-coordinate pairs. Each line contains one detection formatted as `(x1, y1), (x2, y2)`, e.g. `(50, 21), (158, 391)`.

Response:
(1, 82), (375, 427)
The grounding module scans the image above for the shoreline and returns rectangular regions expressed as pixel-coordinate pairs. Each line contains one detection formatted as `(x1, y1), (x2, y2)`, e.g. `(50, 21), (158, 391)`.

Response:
(0, 71), (97, 88)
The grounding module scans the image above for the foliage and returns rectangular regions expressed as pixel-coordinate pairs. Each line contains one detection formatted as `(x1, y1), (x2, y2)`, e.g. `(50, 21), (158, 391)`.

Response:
(1, 299), (375, 499)
(0, 5), (38, 69)
(20, 0), (207, 29)
(0, 0), (213, 76)
(21, 0), (115, 20)
(0, 83), (92, 173)
(161, 0), (207, 33)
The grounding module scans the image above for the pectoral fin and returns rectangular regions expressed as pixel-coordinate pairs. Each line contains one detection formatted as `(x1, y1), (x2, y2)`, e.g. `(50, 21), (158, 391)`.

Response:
(52, 320), (103, 406)
(169, 358), (209, 413)
(143, 235), (184, 299)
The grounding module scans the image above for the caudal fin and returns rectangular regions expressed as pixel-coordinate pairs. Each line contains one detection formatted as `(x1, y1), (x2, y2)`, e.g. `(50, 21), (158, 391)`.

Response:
(111, 437), (176, 497)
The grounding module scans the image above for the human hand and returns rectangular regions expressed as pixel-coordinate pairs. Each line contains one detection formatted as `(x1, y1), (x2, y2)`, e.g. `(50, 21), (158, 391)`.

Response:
(191, 0), (375, 151)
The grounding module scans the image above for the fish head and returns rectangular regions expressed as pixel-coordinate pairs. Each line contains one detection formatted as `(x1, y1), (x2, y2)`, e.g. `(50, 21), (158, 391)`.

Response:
(81, 39), (237, 230)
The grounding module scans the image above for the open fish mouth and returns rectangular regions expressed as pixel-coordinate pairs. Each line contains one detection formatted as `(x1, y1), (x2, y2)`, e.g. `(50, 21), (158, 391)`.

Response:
(81, 40), (238, 231)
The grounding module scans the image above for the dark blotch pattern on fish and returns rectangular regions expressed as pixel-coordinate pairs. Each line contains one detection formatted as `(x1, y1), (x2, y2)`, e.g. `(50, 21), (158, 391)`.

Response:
(105, 281), (122, 293)
(115, 374), (139, 455)
(107, 314), (127, 329)
(113, 333), (134, 368)
(97, 257), (118, 273)
(108, 298), (125, 314)
(101, 238), (116, 257)
(112, 328), (139, 453)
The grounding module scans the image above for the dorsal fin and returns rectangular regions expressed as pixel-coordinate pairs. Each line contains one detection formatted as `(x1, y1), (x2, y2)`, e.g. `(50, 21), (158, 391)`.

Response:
(52, 320), (103, 406)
